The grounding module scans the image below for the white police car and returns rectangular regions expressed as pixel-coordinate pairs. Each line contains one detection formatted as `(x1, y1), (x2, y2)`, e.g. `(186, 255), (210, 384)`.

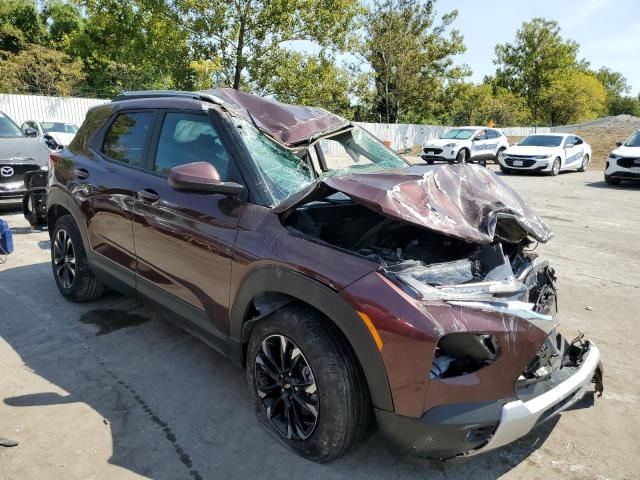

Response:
(604, 129), (640, 185)
(421, 127), (509, 166)
(498, 133), (591, 176)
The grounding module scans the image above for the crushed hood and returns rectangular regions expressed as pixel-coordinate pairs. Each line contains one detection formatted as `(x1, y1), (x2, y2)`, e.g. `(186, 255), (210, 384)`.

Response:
(277, 164), (553, 244)
(200, 88), (349, 148)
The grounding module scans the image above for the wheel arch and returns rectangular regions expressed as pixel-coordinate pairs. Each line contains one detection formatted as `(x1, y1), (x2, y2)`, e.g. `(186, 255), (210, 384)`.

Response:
(229, 265), (394, 412)
(47, 188), (89, 246)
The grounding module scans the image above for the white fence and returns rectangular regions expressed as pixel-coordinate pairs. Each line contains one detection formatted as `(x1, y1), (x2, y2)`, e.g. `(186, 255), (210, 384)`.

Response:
(0, 93), (549, 150)
(0, 94), (108, 127)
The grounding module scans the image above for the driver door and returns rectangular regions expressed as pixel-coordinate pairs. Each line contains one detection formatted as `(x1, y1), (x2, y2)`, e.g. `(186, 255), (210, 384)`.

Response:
(132, 110), (245, 337)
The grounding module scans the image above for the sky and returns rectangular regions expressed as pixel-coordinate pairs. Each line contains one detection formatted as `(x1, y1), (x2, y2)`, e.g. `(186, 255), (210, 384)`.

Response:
(449, 0), (640, 95)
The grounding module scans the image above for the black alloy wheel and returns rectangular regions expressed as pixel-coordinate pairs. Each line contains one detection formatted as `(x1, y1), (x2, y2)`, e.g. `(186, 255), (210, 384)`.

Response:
(53, 228), (76, 289)
(51, 215), (103, 301)
(255, 334), (319, 440)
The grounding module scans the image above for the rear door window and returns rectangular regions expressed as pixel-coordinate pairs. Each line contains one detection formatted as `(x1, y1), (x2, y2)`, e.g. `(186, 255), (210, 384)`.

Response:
(101, 112), (153, 168)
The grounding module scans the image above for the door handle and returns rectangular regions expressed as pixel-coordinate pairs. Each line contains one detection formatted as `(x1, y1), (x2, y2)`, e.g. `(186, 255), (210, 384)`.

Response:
(137, 188), (160, 204)
(74, 168), (89, 179)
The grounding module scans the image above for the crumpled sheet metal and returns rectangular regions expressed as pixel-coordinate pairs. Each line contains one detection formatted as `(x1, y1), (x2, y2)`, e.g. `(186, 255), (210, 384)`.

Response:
(201, 88), (349, 148)
(303, 164), (553, 244)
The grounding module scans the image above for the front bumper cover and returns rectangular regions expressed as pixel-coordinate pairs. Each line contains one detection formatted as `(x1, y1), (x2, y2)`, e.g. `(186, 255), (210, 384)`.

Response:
(376, 341), (602, 459)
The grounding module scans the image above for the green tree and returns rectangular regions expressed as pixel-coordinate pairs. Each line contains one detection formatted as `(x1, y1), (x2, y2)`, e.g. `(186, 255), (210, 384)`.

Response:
(363, 0), (467, 123)
(0, 43), (85, 95)
(69, 0), (192, 96)
(541, 71), (606, 125)
(253, 51), (353, 117)
(593, 67), (638, 115)
(608, 95), (640, 117)
(42, 0), (85, 44)
(0, 0), (47, 53)
(178, 0), (361, 90)
(443, 83), (530, 126)
(494, 18), (582, 124)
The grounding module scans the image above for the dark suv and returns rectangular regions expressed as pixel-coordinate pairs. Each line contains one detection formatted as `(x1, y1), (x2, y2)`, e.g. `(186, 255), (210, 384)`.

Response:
(36, 89), (602, 462)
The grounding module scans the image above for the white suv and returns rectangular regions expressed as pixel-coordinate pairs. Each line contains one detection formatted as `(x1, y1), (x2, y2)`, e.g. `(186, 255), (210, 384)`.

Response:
(605, 129), (640, 185)
(421, 127), (509, 166)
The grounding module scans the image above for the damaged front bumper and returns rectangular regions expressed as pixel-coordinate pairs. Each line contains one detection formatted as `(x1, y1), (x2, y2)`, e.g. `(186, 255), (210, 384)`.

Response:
(375, 339), (603, 459)
(468, 339), (602, 456)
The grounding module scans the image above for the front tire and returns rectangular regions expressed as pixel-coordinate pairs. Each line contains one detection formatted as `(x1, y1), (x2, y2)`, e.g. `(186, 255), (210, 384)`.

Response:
(455, 149), (468, 164)
(605, 174), (621, 185)
(500, 166), (512, 174)
(549, 157), (561, 176)
(51, 215), (103, 302)
(246, 305), (370, 462)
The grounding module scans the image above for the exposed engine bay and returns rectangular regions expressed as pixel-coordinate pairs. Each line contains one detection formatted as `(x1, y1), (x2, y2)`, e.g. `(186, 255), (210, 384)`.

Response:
(284, 198), (568, 381)
(284, 199), (556, 306)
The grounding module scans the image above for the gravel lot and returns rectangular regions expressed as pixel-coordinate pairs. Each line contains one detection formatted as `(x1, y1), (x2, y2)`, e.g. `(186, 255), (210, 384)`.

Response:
(0, 167), (638, 480)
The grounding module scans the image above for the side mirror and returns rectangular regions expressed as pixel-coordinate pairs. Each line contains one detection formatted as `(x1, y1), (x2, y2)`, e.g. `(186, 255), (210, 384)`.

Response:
(616, 141), (623, 147)
(472, 136), (482, 141)
(168, 162), (245, 196)
(565, 143), (574, 148)
(24, 128), (38, 138)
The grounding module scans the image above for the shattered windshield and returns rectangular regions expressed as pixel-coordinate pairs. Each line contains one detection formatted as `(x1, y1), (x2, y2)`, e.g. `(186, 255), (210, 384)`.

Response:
(236, 120), (409, 203)
(440, 129), (475, 140)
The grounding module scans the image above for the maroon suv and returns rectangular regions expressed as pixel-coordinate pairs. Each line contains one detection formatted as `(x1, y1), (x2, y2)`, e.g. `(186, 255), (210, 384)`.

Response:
(35, 89), (603, 462)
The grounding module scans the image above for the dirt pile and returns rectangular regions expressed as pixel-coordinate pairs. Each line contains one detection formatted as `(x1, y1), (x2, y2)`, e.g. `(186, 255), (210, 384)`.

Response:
(569, 115), (640, 167)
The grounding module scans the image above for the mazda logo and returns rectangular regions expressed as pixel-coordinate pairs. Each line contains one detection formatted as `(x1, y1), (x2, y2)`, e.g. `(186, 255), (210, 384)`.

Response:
(0, 166), (14, 177)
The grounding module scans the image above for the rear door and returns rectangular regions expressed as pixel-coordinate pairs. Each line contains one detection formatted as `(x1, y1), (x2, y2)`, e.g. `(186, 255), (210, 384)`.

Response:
(563, 135), (583, 167)
(85, 110), (155, 287)
(132, 109), (244, 337)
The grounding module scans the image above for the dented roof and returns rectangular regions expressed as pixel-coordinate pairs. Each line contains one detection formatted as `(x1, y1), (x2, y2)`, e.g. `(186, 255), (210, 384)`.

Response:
(201, 88), (349, 147)
(278, 164), (554, 244)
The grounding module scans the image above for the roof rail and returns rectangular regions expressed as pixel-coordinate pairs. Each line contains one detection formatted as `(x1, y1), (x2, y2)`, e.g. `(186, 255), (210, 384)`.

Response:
(112, 90), (215, 103)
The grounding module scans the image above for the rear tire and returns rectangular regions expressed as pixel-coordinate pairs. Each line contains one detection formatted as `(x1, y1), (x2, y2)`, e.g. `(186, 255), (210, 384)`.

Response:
(51, 215), (103, 302)
(494, 147), (506, 164)
(578, 154), (589, 172)
(246, 304), (370, 462)
(605, 174), (621, 185)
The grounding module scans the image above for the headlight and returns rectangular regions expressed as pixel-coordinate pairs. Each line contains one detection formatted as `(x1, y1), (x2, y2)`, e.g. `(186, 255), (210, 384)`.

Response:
(533, 154), (551, 159)
(608, 153), (620, 160)
(444, 143), (457, 148)
(40, 165), (49, 171)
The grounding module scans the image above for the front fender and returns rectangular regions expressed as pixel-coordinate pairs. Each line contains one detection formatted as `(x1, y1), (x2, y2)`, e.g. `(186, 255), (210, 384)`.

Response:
(228, 264), (394, 412)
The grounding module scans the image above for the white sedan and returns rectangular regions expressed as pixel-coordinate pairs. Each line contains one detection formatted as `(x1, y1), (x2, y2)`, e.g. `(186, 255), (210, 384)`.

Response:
(498, 133), (591, 176)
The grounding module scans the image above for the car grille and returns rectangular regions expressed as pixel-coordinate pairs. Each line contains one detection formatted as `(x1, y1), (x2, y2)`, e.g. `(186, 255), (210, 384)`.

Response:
(0, 164), (41, 184)
(505, 158), (536, 167)
(423, 148), (443, 155)
(617, 157), (640, 168)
